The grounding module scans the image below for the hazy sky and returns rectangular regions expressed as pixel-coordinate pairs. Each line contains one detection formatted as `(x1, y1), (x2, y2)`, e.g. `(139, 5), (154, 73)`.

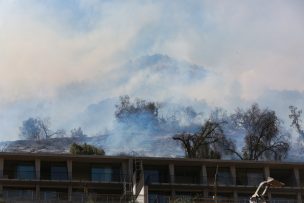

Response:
(0, 0), (304, 140)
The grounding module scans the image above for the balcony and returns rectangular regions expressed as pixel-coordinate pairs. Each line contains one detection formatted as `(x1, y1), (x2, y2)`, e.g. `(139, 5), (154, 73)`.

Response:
(271, 194), (297, 203)
(144, 165), (237, 186)
(41, 161), (68, 181)
(175, 166), (201, 184)
(144, 165), (169, 184)
(238, 193), (252, 203)
(2, 187), (36, 201)
(207, 167), (233, 186)
(148, 194), (237, 203)
(3, 160), (36, 180)
(270, 169), (297, 187)
(148, 191), (171, 203)
(71, 188), (126, 203)
(236, 168), (264, 186)
(2, 189), (126, 202)
(72, 162), (125, 183)
(40, 188), (68, 201)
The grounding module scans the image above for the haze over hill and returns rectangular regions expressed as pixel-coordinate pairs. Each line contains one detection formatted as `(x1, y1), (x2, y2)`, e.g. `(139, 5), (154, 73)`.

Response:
(1, 54), (210, 156)
(0, 1), (304, 160)
(0, 54), (302, 161)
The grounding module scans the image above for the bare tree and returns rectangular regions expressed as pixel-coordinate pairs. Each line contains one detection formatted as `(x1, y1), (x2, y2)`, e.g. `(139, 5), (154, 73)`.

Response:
(0, 143), (9, 152)
(39, 118), (65, 139)
(19, 117), (65, 140)
(289, 105), (304, 137)
(173, 117), (234, 159)
(228, 104), (290, 160)
(71, 127), (87, 139)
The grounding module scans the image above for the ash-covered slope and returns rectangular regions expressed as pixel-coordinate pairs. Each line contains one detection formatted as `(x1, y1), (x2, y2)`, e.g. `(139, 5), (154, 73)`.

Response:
(3, 135), (108, 154)
(2, 134), (180, 157)
(4, 137), (76, 153)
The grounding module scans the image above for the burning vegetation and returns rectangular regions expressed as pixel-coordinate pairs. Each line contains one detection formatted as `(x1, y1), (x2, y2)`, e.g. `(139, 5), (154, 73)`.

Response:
(9, 95), (304, 161)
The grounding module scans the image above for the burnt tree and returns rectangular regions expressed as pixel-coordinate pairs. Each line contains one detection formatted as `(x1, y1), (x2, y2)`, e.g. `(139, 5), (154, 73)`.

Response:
(229, 104), (289, 160)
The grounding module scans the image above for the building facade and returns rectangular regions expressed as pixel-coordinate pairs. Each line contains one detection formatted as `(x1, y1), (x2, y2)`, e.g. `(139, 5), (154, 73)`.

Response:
(0, 152), (303, 203)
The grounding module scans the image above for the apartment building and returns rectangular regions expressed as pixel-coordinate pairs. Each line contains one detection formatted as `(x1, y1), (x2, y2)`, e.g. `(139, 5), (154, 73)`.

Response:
(0, 152), (303, 203)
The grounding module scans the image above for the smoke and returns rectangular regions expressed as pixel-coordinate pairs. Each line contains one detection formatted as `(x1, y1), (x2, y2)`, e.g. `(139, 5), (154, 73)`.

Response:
(0, 0), (303, 159)
(100, 95), (206, 156)
(2, 1), (303, 104)
(0, 53), (302, 160)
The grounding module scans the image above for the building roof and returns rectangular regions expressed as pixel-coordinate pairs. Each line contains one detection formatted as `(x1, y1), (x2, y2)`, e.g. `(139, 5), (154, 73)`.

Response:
(0, 152), (304, 168)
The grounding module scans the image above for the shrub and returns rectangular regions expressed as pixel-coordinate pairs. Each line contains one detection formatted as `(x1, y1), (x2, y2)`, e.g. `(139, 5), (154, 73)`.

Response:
(70, 143), (105, 155)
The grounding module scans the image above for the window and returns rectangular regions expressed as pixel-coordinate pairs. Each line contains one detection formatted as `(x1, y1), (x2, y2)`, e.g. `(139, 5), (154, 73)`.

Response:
(148, 193), (170, 203)
(175, 191), (202, 202)
(51, 166), (68, 180)
(144, 165), (169, 184)
(217, 170), (232, 185)
(16, 165), (35, 180)
(237, 193), (251, 203)
(40, 189), (68, 200)
(3, 188), (35, 200)
(207, 167), (233, 185)
(41, 191), (57, 200)
(236, 168), (264, 186)
(145, 169), (160, 183)
(270, 169), (296, 187)
(175, 166), (200, 184)
(271, 194), (297, 203)
(91, 167), (112, 182)
(247, 171), (264, 186)
(148, 191), (171, 203)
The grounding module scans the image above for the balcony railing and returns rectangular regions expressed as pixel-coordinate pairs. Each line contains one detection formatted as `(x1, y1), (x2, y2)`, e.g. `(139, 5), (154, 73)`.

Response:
(149, 196), (236, 203)
(73, 172), (130, 183)
(2, 170), (36, 180)
(236, 174), (264, 186)
(71, 193), (124, 202)
(1, 192), (136, 203)
(1, 193), (298, 203)
(175, 175), (201, 184)
(144, 174), (234, 186)
(144, 173), (300, 188)
(148, 195), (298, 203)
(41, 171), (68, 181)
(0, 170), (130, 183)
(144, 174), (170, 184)
(40, 191), (69, 201)
(2, 190), (35, 201)
(207, 174), (234, 186)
